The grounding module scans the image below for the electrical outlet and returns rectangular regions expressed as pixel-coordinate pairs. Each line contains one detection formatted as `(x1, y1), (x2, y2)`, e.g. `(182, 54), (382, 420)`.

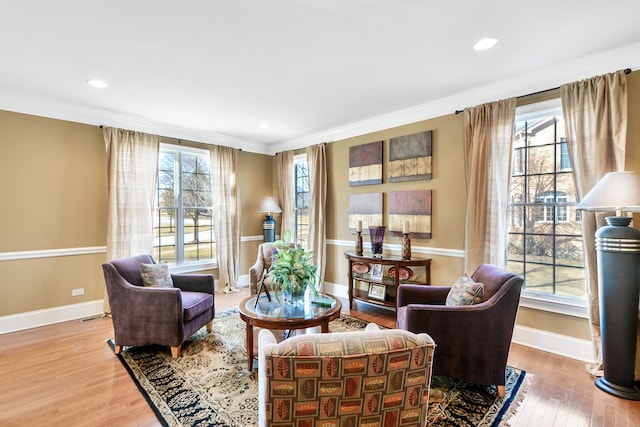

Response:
(71, 288), (85, 297)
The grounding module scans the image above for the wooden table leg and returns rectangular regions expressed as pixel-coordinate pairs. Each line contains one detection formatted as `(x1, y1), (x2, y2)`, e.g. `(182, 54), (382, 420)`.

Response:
(246, 323), (254, 371)
(321, 321), (329, 333)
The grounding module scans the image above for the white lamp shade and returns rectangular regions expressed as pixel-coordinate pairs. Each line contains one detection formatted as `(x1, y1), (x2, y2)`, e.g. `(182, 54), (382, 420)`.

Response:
(257, 197), (282, 214)
(577, 171), (640, 213)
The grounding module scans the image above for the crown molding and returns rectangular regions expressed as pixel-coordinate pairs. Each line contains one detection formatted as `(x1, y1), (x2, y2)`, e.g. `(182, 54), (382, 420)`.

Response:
(2, 41), (638, 157)
(272, 41), (640, 153)
(0, 93), (272, 155)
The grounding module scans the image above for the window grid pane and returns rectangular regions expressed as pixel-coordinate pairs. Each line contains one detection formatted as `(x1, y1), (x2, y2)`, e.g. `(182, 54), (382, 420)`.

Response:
(153, 148), (215, 266)
(509, 113), (585, 299)
(294, 159), (310, 250)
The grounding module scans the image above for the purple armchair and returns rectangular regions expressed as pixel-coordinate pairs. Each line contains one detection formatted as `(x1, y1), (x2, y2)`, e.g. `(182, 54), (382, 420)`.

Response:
(102, 254), (215, 358)
(396, 264), (523, 397)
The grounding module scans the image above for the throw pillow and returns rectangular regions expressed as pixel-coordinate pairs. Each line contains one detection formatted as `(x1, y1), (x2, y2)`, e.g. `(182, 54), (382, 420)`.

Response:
(446, 273), (484, 306)
(140, 263), (174, 288)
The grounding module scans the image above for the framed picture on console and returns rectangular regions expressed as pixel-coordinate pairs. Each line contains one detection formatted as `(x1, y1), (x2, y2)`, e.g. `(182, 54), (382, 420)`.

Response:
(370, 263), (383, 281)
(368, 283), (386, 301)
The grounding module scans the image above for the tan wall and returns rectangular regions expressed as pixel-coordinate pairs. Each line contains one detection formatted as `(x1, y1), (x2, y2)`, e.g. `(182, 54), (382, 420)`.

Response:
(325, 70), (640, 342)
(2, 69), (639, 341)
(324, 114), (467, 289)
(0, 111), (273, 316)
(0, 111), (108, 315)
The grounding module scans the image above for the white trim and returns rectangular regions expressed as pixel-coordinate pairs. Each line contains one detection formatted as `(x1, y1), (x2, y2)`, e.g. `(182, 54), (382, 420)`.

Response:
(512, 325), (594, 362)
(0, 300), (104, 335)
(272, 41), (640, 154)
(327, 239), (465, 258)
(520, 294), (589, 319)
(0, 246), (107, 261)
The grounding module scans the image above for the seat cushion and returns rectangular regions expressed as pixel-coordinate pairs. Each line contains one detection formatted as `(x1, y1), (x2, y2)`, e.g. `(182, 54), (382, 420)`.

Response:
(182, 291), (214, 321)
(446, 274), (484, 306)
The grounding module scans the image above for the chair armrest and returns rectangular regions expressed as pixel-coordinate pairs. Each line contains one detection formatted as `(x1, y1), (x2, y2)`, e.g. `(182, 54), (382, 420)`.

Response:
(258, 329), (278, 427)
(171, 274), (215, 294)
(249, 261), (266, 294)
(397, 284), (450, 307)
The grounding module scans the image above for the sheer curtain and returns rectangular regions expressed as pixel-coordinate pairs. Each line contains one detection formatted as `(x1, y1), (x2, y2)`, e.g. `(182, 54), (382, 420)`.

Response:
(210, 145), (241, 293)
(103, 127), (160, 313)
(276, 151), (295, 239)
(306, 143), (327, 287)
(560, 70), (632, 378)
(463, 98), (517, 273)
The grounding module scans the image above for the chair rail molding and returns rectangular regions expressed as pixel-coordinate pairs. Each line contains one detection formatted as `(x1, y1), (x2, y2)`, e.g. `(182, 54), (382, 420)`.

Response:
(0, 246), (107, 261)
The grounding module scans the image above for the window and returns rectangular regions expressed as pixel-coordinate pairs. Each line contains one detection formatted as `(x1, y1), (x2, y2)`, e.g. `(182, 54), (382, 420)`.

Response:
(294, 154), (310, 249)
(508, 101), (585, 306)
(153, 144), (215, 267)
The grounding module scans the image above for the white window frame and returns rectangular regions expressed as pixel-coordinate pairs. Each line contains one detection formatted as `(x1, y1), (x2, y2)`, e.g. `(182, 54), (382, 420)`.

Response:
(512, 99), (588, 318)
(293, 153), (309, 249)
(154, 142), (217, 273)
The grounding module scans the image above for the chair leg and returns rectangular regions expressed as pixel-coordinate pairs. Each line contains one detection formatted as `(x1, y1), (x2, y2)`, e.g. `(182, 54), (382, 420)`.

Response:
(171, 346), (181, 358)
(206, 320), (213, 332)
(497, 385), (505, 397)
(114, 345), (122, 354)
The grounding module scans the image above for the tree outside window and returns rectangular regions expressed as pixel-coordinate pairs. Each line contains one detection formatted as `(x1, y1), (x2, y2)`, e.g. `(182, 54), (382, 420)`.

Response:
(508, 111), (585, 300)
(154, 146), (215, 265)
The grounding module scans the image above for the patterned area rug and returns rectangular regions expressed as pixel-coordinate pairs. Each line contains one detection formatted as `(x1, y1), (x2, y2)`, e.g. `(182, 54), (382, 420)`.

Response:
(108, 309), (530, 427)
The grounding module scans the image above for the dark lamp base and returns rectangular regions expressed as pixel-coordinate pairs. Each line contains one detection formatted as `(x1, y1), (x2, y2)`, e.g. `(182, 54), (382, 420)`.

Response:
(595, 377), (640, 401)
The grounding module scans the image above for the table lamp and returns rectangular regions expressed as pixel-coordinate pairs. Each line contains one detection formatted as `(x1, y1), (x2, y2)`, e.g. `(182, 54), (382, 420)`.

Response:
(576, 171), (640, 400)
(257, 197), (282, 242)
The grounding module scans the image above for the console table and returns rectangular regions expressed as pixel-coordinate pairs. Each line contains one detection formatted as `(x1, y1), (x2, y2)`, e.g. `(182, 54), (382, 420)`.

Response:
(344, 251), (431, 311)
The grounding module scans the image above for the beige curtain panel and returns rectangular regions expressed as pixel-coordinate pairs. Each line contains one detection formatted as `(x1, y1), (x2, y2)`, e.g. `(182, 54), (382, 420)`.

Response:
(102, 126), (160, 313)
(306, 143), (327, 286)
(560, 70), (633, 379)
(211, 145), (241, 293)
(463, 98), (517, 273)
(276, 151), (295, 239)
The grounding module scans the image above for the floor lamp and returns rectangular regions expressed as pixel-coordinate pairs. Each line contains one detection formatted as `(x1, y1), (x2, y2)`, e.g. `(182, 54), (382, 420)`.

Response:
(257, 197), (282, 243)
(577, 171), (640, 400)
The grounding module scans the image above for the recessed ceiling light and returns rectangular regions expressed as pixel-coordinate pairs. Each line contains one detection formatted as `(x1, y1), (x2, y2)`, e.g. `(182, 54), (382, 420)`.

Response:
(473, 38), (498, 51)
(258, 122), (269, 129)
(87, 79), (108, 88)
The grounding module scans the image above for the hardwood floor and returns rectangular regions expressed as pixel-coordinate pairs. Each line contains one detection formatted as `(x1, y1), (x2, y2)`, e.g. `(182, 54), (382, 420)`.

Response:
(1, 288), (638, 426)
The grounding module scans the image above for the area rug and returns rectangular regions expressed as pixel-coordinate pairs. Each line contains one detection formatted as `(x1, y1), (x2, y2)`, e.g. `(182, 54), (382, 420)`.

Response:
(108, 309), (531, 427)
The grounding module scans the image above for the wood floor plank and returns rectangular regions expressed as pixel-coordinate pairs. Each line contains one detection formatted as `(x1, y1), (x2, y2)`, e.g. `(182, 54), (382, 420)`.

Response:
(1, 287), (639, 426)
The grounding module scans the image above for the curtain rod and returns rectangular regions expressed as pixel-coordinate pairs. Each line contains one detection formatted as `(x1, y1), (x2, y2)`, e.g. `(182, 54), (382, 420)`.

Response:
(98, 125), (242, 151)
(454, 68), (632, 115)
(275, 142), (327, 156)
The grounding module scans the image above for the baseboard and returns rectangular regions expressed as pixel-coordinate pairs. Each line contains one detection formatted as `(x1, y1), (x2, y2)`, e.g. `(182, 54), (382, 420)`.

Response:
(2, 284), (596, 364)
(0, 300), (104, 335)
(512, 324), (594, 362)
(323, 281), (595, 363)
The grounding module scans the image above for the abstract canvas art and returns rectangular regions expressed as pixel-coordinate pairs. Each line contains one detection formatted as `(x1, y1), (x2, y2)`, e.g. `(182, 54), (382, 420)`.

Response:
(349, 192), (383, 233)
(388, 190), (432, 238)
(349, 140), (383, 186)
(389, 130), (432, 182)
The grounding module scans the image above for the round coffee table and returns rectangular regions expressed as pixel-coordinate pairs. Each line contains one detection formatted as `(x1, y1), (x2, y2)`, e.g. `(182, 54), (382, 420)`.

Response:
(237, 293), (342, 371)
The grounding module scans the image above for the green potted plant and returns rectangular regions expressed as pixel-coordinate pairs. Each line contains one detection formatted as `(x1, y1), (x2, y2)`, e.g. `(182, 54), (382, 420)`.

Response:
(267, 231), (319, 303)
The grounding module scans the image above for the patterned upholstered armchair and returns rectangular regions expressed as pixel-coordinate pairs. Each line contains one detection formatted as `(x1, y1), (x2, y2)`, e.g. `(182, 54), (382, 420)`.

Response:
(396, 264), (523, 397)
(249, 242), (297, 295)
(258, 324), (436, 427)
(102, 254), (215, 358)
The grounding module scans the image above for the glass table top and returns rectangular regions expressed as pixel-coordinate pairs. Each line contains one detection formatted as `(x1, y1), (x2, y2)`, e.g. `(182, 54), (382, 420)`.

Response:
(242, 292), (338, 321)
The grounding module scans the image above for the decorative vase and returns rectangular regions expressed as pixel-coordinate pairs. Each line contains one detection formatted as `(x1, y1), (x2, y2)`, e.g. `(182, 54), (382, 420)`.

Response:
(284, 287), (305, 305)
(355, 231), (363, 255)
(369, 226), (386, 258)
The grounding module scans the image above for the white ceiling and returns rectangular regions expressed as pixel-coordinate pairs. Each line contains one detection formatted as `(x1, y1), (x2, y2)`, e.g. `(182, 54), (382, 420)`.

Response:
(1, 0), (640, 154)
